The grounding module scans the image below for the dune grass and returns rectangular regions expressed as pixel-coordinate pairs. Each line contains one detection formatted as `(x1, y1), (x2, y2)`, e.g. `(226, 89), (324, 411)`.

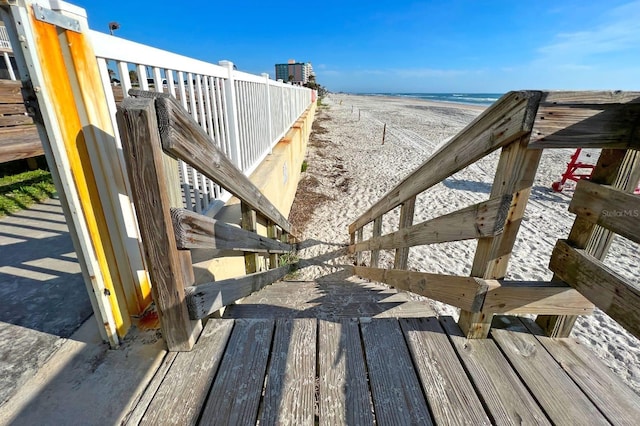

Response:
(0, 169), (56, 217)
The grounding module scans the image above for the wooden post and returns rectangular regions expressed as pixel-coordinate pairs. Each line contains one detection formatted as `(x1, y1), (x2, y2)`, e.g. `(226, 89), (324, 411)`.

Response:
(355, 228), (364, 266)
(394, 197), (416, 269)
(536, 149), (640, 337)
(267, 221), (280, 269)
(458, 136), (543, 338)
(117, 97), (200, 351)
(382, 123), (387, 145)
(370, 216), (383, 268)
(242, 202), (260, 273)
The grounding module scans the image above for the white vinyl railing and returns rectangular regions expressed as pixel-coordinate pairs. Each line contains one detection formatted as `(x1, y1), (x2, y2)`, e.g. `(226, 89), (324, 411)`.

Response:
(89, 30), (313, 214)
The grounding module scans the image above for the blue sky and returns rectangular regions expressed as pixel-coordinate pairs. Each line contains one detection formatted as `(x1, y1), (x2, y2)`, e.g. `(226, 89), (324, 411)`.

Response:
(78, 0), (640, 93)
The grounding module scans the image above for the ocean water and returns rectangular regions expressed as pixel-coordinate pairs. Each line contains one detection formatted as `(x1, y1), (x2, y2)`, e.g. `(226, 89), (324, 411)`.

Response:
(363, 93), (504, 106)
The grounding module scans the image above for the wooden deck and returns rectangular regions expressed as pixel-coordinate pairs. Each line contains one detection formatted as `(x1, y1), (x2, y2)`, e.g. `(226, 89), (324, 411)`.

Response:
(123, 280), (640, 425)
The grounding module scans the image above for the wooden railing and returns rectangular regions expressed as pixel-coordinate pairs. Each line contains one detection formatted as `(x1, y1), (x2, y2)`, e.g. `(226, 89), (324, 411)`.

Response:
(116, 92), (297, 351)
(349, 90), (640, 339)
(0, 79), (42, 163)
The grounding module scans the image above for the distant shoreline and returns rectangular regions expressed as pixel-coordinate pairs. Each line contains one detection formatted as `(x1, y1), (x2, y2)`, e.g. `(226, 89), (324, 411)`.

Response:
(335, 92), (488, 112)
(344, 92), (501, 108)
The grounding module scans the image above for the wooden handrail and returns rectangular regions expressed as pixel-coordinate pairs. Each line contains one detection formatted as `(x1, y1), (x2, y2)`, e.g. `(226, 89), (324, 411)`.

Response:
(171, 207), (293, 253)
(154, 95), (294, 235)
(348, 91), (542, 233)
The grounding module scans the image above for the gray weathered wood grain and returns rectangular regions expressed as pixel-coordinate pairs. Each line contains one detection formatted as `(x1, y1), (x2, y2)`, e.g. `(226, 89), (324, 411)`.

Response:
(260, 318), (316, 425)
(170, 207), (292, 252)
(154, 96), (293, 234)
(400, 317), (491, 425)
(440, 317), (550, 426)
(139, 319), (234, 425)
(360, 318), (433, 425)
(199, 319), (274, 425)
(491, 316), (608, 424)
(522, 318), (640, 425)
(185, 265), (291, 319)
(318, 319), (374, 426)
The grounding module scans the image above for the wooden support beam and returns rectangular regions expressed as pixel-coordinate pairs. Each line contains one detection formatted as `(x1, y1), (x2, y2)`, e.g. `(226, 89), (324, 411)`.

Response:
(459, 135), (543, 338)
(537, 148), (640, 336)
(349, 91), (541, 233)
(117, 97), (200, 351)
(267, 221), (280, 269)
(351, 195), (510, 253)
(370, 216), (382, 268)
(549, 240), (640, 339)
(394, 196), (415, 270)
(184, 265), (291, 319)
(529, 91), (640, 149)
(241, 202), (260, 274)
(481, 280), (593, 315)
(171, 207), (292, 253)
(355, 227), (364, 266)
(569, 179), (640, 245)
(154, 96), (293, 235)
(354, 266), (487, 312)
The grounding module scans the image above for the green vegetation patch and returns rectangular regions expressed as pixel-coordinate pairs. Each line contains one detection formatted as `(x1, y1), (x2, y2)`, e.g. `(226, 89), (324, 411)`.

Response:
(0, 169), (56, 217)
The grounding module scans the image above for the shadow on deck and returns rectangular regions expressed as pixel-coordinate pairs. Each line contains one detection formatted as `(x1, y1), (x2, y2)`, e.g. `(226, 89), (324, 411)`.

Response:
(121, 278), (640, 425)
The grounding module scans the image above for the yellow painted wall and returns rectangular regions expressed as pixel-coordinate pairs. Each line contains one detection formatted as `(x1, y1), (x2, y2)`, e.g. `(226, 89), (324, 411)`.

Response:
(192, 102), (316, 283)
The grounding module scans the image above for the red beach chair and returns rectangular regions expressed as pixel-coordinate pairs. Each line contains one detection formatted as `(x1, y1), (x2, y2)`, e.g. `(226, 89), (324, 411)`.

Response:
(552, 149), (640, 194)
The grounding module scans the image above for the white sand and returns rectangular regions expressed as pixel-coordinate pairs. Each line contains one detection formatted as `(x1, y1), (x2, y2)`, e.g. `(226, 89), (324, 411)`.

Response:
(294, 93), (640, 394)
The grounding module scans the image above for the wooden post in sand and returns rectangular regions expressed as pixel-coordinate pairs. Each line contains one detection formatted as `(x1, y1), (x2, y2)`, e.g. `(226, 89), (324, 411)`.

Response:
(382, 123), (387, 145)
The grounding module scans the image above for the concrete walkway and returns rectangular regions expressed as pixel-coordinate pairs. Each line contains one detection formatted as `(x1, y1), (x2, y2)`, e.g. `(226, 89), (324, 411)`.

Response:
(0, 197), (92, 406)
(0, 198), (168, 425)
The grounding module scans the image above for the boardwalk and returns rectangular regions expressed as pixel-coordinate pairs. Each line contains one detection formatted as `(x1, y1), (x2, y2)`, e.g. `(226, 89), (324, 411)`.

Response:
(124, 280), (640, 425)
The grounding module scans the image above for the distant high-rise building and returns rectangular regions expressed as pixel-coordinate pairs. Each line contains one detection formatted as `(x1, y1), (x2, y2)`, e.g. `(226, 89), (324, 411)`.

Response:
(275, 59), (313, 85)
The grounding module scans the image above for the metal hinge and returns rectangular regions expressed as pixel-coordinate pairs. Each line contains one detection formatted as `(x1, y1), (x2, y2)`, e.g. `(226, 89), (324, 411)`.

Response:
(32, 3), (80, 32)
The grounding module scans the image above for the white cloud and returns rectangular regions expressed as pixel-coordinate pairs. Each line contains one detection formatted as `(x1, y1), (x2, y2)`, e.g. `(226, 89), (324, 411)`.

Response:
(537, 1), (640, 61)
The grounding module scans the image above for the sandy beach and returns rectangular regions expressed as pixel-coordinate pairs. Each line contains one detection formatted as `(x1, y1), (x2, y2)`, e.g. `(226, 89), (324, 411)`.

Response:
(289, 93), (640, 395)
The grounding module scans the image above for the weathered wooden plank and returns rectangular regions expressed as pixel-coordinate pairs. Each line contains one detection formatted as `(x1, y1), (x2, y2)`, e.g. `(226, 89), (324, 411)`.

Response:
(199, 319), (274, 426)
(540, 90), (640, 104)
(318, 319), (374, 426)
(491, 316), (609, 424)
(538, 148), (639, 336)
(267, 221), (280, 269)
(0, 115), (33, 127)
(241, 202), (260, 273)
(481, 280), (593, 315)
(355, 227), (364, 266)
(117, 97), (200, 351)
(440, 317), (550, 426)
(349, 91), (541, 233)
(0, 103), (27, 114)
(0, 126), (43, 163)
(400, 317), (491, 425)
(139, 319), (234, 426)
(530, 101), (640, 149)
(569, 179), (640, 245)
(522, 319), (640, 425)
(154, 95), (293, 234)
(185, 265), (291, 319)
(122, 352), (178, 425)
(370, 216), (382, 268)
(360, 318), (433, 425)
(170, 207), (292, 253)
(354, 266), (486, 312)
(394, 196), (415, 269)
(549, 239), (640, 339)
(460, 135), (543, 338)
(260, 318), (316, 425)
(0, 79), (24, 103)
(352, 195), (511, 253)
